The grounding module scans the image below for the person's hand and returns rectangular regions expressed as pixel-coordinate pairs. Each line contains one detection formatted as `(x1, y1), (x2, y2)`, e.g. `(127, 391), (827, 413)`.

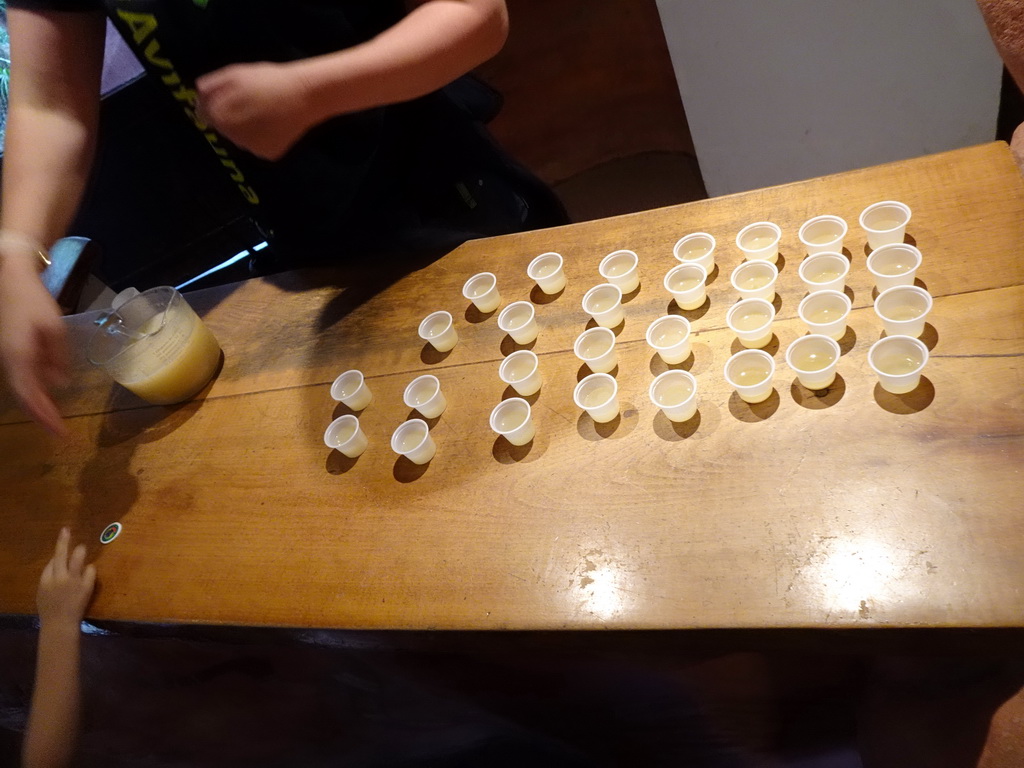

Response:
(1012, 121), (1024, 175)
(196, 61), (316, 161)
(37, 527), (96, 629)
(0, 258), (68, 436)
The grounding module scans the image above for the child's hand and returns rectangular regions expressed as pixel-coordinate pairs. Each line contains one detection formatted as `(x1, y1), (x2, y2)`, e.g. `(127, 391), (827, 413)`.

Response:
(37, 528), (96, 628)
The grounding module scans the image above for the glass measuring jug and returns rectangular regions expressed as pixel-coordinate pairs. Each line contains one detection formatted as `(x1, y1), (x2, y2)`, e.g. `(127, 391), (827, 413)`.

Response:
(87, 287), (222, 405)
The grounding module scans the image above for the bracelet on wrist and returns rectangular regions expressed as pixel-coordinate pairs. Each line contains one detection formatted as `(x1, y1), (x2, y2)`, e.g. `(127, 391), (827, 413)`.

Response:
(0, 230), (51, 272)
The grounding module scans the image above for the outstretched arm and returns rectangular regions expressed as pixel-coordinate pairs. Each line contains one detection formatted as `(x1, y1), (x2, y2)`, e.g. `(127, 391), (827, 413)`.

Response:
(0, 8), (106, 435)
(23, 528), (97, 768)
(196, 0), (509, 160)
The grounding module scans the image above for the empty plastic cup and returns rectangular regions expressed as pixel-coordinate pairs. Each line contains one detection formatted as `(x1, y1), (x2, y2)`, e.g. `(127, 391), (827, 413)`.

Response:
(331, 369), (373, 410)
(648, 370), (698, 422)
(645, 315), (692, 364)
(462, 272), (501, 313)
(527, 252), (567, 294)
(573, 372), (620, 423)
(726, 298), (775, 349)
(498, 301), (540, 344)
(403, 374), (447, 419)
(724, 349), (775, 404)
(419, 311), (458, 352)
(859, 200), (911, 250)
(736, 222), (782, 263)
(798, 252), (850, 294)
(874, 285), (932, 338)
(574, 327), (617, 373)
(730, 260), (778, 301)
(868, 335), (929, 394)
(391, 419), (437, 464)
(599, 250), (640, 294)
(323, 414), (369, 458)
(499, 350), (542, 396)
(582, 283), (625, 328)
(489, 397), (535, 446)
(867, 243), (922, 292)
(798, 215), (847, 256)
(673, 232), (716, 273)
(798, 290), (851, 340)
(785, 335), (841, 390)
(664, 262), (708, 310)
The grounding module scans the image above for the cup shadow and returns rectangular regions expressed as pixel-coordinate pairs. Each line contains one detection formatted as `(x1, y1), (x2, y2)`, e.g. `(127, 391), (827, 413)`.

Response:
(791, 374), (846, 410)
(873, 377), (935, 414)
(728, 389), (780, 422)
(393, 456), (430, 483)
(652, 410), (701, 441)
(326, 450), (359, 475)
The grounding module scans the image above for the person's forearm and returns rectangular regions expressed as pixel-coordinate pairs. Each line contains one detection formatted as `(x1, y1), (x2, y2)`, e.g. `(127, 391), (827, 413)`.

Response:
(296, 0), (508, 124)
(1, 9), (104, 270)
(976, 0), (1024, 92)
(23, 623), (81, 768)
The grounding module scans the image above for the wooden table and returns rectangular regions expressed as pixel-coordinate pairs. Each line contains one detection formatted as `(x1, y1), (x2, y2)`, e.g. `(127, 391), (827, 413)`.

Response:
(1, 142), (1022, 631)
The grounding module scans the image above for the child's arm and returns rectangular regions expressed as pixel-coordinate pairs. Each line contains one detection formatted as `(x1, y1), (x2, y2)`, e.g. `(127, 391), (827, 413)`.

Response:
(23, 528), (97, 768)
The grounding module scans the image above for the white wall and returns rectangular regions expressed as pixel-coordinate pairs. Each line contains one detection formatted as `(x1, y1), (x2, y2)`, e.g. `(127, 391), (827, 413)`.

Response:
(655, 0), (1003, 196)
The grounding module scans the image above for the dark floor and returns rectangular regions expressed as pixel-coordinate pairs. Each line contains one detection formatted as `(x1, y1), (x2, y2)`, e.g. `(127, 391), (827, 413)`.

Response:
(2, 620), (1024, 767)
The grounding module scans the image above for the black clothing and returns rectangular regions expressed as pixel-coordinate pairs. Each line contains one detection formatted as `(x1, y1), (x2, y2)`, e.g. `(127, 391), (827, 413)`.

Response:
(9, 0), (568, 265)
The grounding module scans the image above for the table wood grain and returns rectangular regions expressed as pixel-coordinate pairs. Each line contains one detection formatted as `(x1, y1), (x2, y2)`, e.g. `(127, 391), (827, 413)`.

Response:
(1, 142), (1022, 630)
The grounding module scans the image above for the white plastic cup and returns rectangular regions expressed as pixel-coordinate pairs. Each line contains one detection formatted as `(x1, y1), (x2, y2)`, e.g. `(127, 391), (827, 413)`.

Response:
(798, 251), (850, 294)
(859, 200), (911, 250)
(331, 369), (373, 410)
(582, 283), (625, 328)
(798, 290), (851, 340)
(499, 350), (542, 396)
(736, 222), (782, 263)
(874, 285), (932, 338)
(868, 335), (929, 394)
(730, 260), (778, 301)
(403, 374), (447, 419)
(867, 243), (922, 292)
(489, 397), (535, 446)
(645, 315), (692, 364)
(648, 370), (698, 422)
(664, 262), (708, 310)
(574, 327), (617, 373)
(599, 250), (640, 294)
(798, 215), (848, 256)
(726, 298), (775, 349)
(785, 334), (841, 391)
(527, 252), (567, 294)
(724, 349), (775, 404)
(390, 418), (437, 465)
(673, 232), (716, 273)
(419, 311), (459, 352)
(323, 414), (368, 458)
(573, 372), (620, 423)
(497, 301), (539, 345)
(462, 272), (501, 313)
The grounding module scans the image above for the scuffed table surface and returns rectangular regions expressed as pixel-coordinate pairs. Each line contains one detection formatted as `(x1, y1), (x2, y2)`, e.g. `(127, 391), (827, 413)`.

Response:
(1, 142), (1021, 630)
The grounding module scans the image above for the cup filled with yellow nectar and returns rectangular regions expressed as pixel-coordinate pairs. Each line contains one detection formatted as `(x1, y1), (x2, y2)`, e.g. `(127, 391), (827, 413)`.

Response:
(785, 335), (840, 391)
(736, 221), (782, 263)
(724, 349), (775, 404)
(798, 214), (847, 256)
(489, 397), (535, 446)
(726, 298), (775, 349)
(87, 286), (222, 405)
(868, 335), (929, 394)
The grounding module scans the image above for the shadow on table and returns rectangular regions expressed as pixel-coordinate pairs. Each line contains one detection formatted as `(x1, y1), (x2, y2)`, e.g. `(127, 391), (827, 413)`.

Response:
(873, 377), (935, 414)
(791, 374), (846, 410)
(728, 390), (780, 422)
